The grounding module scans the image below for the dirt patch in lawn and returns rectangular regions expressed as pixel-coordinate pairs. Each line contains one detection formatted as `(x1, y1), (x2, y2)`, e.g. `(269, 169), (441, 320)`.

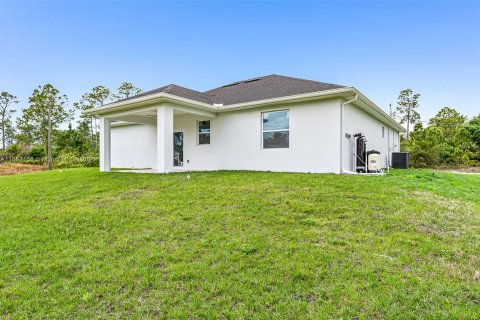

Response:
(0, 163), (47, 176)
(438, 167), (480, 174)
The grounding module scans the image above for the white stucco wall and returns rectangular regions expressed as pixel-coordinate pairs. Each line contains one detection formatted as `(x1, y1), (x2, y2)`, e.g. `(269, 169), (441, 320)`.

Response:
(111, 124), (157, 169)
(108, 98), (401, 173)
(342, 103), (400, 171)
(173, 99), (342, 173)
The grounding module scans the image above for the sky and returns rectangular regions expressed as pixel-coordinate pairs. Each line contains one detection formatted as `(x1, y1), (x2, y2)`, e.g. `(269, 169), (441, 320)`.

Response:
(1, 1), (479, 126)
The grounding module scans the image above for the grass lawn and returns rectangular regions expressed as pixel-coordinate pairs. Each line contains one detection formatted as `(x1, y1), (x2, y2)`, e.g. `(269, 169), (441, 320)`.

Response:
(0, 168), (479, 319)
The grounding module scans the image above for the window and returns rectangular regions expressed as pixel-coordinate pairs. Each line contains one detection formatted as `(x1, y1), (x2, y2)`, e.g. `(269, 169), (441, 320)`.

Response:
(262, 110), (289, 148)
(198, 120), (210, 145)
(382, 126), (385, 138)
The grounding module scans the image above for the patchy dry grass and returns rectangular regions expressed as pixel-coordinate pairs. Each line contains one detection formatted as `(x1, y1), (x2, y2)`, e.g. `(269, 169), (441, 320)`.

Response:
(0, 163), (47, 175)
(438, 166), (480, 174)
(0, 168), (479, 319)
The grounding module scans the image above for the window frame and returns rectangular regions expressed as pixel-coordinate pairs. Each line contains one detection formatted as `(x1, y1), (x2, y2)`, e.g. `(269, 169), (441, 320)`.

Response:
(197, 120), (211, 145)
(261, 109), (290, 149)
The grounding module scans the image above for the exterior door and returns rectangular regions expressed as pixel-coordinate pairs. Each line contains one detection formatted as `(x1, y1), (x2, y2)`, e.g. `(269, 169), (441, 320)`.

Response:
(173, 132), (183, 167)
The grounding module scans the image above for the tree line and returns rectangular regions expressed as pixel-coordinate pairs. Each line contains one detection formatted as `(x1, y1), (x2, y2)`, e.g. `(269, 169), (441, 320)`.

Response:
(1, 85), (479, 168)
(0, 82), (141, 167)
(395, 89), (479, 167)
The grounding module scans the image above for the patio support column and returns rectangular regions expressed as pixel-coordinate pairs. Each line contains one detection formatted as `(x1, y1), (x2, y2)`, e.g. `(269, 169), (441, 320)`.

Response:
(99, 117), (111, 172)
(157, 105), (174, 173)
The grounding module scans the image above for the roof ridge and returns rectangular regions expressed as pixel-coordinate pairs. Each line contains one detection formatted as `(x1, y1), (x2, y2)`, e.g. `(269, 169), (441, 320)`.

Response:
(203, 74), (344, 94)
(162, 84), (174, 94)
(268, 74), (344, 88)
(167, 83), (209, 95)
(164, 84), (215, 100)
(203, 75), (269, 93)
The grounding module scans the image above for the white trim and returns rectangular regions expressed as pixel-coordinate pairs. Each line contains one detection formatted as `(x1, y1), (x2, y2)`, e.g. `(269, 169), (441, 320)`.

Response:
(84, 88), (349, 117)
(351, 89), (405, 133)
(197, 120), (211, 146)
(261, 110), (290, 149)
(84, 93), (215, 116)
(221, 88), (351, 111)
(99, 117), (111, 172)
(110, 115), (156, 126)
(175, 106), (216, 118)
(83, 86), (406, 133)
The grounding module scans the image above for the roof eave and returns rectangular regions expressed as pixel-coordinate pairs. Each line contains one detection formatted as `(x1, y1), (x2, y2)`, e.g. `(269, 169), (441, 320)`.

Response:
(82, 86), (406, 132)
(350, 88), (406, 133)
(217, 87), (405, 132)
(217, 87), (352, 111)
(82, 92), (214, 116)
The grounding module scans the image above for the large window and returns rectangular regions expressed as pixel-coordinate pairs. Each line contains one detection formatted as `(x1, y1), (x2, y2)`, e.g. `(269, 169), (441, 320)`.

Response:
(198, 120), (210, 145)
(262, 110), (289, 149)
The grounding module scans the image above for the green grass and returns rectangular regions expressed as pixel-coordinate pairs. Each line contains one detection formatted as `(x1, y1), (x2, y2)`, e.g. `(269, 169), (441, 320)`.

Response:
(0, 169), (479, 319)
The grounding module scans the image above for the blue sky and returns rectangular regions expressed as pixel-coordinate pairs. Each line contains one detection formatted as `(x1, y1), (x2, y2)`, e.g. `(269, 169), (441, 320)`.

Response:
(1, 1), (479, 125)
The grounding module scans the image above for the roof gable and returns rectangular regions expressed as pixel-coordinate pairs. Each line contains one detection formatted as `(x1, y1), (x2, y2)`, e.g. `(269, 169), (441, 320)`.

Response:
(116, 84), (214, 105)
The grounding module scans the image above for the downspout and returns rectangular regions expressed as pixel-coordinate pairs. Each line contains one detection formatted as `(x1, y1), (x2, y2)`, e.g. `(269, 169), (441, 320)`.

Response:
(387, 126), (390, 173)
(340, 94), (358, 173)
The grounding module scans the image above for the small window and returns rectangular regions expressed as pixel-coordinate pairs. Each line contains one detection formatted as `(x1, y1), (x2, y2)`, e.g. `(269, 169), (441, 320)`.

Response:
(198, 120), (210, 145)
(382, 126), (385, 138)
(262, 110), (289, 149)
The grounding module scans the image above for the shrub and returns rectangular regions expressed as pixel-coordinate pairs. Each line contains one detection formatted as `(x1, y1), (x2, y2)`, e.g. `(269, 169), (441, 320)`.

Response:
(2, 144), (29, 157)
(51, 152), (99, 168)
(28, 146), (45, 159)
(6, 144), (21, 155)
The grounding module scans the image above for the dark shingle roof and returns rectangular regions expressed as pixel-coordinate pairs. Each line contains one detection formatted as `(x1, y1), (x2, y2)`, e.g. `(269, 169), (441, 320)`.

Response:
(115, 74), (345, 107)
(205, 74), (345, 105)
(117, 84), (214, 105)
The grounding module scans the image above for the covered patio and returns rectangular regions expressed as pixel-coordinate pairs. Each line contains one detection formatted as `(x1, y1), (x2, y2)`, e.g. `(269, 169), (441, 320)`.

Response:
(98, 103), (216, 173)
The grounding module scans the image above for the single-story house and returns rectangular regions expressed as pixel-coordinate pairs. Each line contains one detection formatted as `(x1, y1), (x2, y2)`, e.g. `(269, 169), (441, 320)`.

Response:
(84, 74), (405, 174)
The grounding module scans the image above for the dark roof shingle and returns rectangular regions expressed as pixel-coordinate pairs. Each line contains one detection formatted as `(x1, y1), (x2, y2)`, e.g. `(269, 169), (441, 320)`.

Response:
(117, 84), (214, 105)
(205, 74), (345, 106)
(114, 74), (345, 107)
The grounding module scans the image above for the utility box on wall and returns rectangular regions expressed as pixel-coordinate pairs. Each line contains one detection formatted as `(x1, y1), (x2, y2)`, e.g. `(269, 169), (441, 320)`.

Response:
(391, 152), (410, 169)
